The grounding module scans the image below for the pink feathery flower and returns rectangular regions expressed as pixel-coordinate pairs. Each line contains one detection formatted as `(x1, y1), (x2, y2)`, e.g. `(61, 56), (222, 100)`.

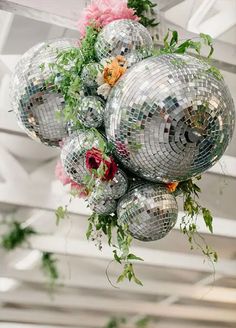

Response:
(78, 0), (139, 37)
(55, 160), (71, 186)
(55, 161), (88, 198)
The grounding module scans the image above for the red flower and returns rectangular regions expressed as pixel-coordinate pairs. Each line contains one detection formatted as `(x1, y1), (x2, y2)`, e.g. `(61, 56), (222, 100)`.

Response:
(86, 147), (118, 181)
(103, 157), (118, 181)
(86, 147), (103, 170)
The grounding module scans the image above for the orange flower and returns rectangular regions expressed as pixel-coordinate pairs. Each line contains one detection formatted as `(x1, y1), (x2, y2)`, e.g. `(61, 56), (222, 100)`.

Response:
(103, 56), (127, 86)
(166, 182), (179, 193)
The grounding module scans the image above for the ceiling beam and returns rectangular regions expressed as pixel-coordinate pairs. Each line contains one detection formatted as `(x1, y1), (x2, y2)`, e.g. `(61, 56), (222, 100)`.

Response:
(1, 267), (236, 304)
(208, 155), (236, 179)
(0, 308), (106, 327)
(1, 291), (236, 323)
(0, 0), (78, 30)
(1, 177), (236, 239)
(26, 235), (236, 276)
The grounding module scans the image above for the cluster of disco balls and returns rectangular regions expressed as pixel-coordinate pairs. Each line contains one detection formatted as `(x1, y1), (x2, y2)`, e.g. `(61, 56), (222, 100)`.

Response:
(11, 19), (235, 242)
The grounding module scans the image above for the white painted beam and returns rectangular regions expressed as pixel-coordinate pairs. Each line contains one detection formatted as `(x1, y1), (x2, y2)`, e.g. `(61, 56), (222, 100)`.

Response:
(0, 308), (107, 327)
(177, 211), (236, 239)
(1, 291), (236, 323)
(208, 155), (236, 179)
(1, 177), (236, 239)
(1, 267), (236, 304)
(26, 235), (236, 276)
(0, 0), (79, 30)
(0, 9), (14, 53)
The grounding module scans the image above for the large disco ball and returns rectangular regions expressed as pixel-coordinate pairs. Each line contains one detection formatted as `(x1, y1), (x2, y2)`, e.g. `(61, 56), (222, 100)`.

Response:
(61, 129), (102, 184)
(95, 19), (153, 61)
(10, 38), (79, 147)
(117, 183), (178, 241)
(105, 54), (235, 182)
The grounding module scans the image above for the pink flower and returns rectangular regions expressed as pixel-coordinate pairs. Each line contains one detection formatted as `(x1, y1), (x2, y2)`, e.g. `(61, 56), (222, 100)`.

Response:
(55, 160), (71, 185)
(78, 0), (139, 37)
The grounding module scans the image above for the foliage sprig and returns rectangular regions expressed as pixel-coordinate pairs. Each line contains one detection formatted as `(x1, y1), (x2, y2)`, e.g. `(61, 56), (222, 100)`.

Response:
(0, 220), (59, 287)
(1, 221), (36, 250)
(155, 29), (223, 80)
(128, 0), (159, 27)
(176, 177), (218, 263)
(86, 213), (143, 286)
(41, 252), (59, 287)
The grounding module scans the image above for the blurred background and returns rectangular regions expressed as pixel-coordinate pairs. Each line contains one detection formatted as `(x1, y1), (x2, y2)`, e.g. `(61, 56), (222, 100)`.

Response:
(0, 0), (235, 327)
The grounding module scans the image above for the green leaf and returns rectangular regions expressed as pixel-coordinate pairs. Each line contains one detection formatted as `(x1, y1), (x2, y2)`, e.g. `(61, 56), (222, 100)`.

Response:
(113, 250), (122, 264)
(202, 207), (213, 233)
(200, 33), (214, 58)
(136, 316), (150, 327)
(170, 30), (178, 47)
(41, 252), (59, 287)
(133, 276), (143, 286)
(127, 254), (144, 261)
(55, 206), (68, 225)
(86, 222), (93, 240)
(117, 273), (125, 283)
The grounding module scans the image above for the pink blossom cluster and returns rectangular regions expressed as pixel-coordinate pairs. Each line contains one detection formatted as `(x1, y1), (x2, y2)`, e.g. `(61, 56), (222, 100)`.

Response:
(55, 161), (88, 198)
(78, 0), (139, 37)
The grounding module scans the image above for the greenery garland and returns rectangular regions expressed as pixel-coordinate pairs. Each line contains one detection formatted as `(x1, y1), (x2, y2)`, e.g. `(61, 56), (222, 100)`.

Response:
(0, 220), (59, 287)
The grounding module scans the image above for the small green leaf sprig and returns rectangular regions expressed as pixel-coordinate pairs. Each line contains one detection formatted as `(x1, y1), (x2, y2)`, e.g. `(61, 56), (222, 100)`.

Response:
(41, 252), (59, 287)
(155, 29), (223, 80)
(1, 220), (60, 287)
(1, 221), (36, 250)
(86, 213), (143, 286)
(176, 177), (218, 264)
(128, 0), (159, 27)
(105, 316), (150, 328)
(48, 25), (100, 125)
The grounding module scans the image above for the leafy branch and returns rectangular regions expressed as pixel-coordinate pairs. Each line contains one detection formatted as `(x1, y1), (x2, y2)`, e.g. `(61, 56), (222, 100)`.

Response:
(1, 220), (60, 287)
(176, 178), (218, 263)
(41, 252), (59, 287)
(86, 213), (143, 286)
(1, 221), (36, 250)
(128, 0), (159, 27)
(48, 25), (99, 126)
(155, 29), (223, 80)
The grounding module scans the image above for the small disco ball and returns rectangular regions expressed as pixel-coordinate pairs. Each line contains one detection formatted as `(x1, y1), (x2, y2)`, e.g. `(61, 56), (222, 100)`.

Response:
(81, 62), (103, 88)
(88, 192), (117, 215)
(76, 96), (105, 128)
(117, 183), (178, 241)
(10, 38), (79, 147)
(105, 54), (235, 182)
(93, 169), (128, 201)
(61, 129), (102, 184)
(95, 19), (153, 61)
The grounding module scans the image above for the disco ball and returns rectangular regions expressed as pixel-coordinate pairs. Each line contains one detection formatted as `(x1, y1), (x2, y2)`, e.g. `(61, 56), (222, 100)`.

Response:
(76, 96), (105, 128)
(10, 38), (79, 147)
(95, 19), (153, 61)
(81, 63), (103, 88)
(88, 192), (117, 215)
(94, 169), (128, 200)
(61, 129), (102, 184)
(105, 54), (235, 182)
(117, 183), (178, 241)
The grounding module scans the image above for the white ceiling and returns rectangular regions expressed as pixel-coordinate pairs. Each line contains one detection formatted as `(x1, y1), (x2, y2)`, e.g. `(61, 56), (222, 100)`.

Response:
(0, 1), (235, 328)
